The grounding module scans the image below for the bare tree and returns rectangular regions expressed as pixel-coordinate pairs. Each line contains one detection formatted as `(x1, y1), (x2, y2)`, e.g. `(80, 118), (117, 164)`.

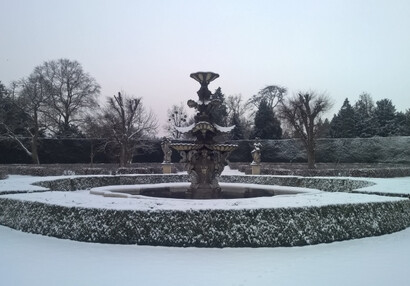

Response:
(0, 74), (50, 164)
(101, 92), (158, 167)
(164, 103), (189, 139)
(226, 94), (252, 139)
(280, 91), (332, 169)
(36, 59), (100, 136)
(247, 85), (287, 111)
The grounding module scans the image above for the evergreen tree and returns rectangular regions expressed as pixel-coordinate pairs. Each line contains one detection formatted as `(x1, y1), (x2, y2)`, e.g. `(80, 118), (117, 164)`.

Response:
(210, 87), (228, 126)
(252, 99), (282, 139)
(374, 99), (397, 136)
(329, 98), (356, 138)
(0, 81), (7, 99)
(229, 112), (245, 140)
(395, 111), (408, 136)
(317, 118), (331, 138)
(402, 109), (410, 136)
(353, 93), (377, 137)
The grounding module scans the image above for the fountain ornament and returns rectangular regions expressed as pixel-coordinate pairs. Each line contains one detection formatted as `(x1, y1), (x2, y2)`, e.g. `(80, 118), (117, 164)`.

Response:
(170, 72), (238, 199)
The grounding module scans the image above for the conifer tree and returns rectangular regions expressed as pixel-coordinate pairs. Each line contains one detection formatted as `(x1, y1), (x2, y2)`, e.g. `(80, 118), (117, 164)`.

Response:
(353, 93), (377, 137)
(230, 112), (245, 140)
(374, 99), (397, 136)
(252, 99), (282, 139)
(329, 98), (356, 138)
(210, 87), (228, 126)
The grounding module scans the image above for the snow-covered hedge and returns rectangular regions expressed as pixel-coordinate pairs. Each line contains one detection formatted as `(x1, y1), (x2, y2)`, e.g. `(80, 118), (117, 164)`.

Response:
(33, 175), (189, 191)
(0, 170), (7, 180)
(221, 175), (373, 192)
(0, 164), (160, 177)
(229, 137), (410, 164)
(259, 166), (410, 178)
(0, 197), (409, 247)
(1, 174), (408, 247)
(32, 175), (372, 194)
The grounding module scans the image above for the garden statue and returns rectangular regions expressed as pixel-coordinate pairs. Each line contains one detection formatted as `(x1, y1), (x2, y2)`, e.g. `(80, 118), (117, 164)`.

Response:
(170, 72), (237, 199)
(161, 137), (173, 173)
(251, 138), (262, 165)
(251, 138), (262, 175)
(161, 137), (172, 163)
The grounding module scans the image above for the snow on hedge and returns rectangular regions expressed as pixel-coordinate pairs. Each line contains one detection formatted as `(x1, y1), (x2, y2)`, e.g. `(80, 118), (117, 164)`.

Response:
(0, 188), (403, 211)
(0, 195), (409, 247)
(0, 174), (410, 247)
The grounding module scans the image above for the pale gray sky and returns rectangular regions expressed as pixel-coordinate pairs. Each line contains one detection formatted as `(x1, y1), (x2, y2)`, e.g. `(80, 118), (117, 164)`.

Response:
(1, 0), (410, 134)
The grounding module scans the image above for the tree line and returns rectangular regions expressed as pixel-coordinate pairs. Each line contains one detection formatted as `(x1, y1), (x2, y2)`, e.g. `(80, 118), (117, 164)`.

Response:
(165, 86), (333, 168)
(327, 94), (410, 138)
(165, 86), (409, 168)
(2, 58), (409, 168)
(0, 59), (158, 166)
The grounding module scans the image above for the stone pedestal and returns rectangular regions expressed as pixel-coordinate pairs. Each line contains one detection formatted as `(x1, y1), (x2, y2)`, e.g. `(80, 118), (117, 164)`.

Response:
(251, 164), (261, 175)
(162, 163), (172, 174)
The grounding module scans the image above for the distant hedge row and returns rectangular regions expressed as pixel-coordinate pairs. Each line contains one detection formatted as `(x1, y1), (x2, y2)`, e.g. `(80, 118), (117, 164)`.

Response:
(1, 136), (410, 164)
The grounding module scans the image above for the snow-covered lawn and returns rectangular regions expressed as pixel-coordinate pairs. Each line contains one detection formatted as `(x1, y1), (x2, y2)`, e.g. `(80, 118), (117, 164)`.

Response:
(1, 225), (409, 286)
(0, 175), (409, 285)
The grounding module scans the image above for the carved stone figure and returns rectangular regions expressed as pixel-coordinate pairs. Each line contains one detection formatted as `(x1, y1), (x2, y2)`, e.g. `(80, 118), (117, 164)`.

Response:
(161, 137), (172, 163)
(251, 138), (262, 165)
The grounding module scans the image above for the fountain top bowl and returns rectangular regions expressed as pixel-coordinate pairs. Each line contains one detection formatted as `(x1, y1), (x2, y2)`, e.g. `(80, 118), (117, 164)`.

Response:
(190, 72), (219, 86)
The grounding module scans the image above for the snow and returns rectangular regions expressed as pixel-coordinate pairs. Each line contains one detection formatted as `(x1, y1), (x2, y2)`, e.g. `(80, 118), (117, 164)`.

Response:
(357, 177), (410, 196)
(177, 165), (245, 175)
(0, 174), (409, 211)
(1, 175), (410, 285)
(2, 175), (406, 211)
(1, 225), (409, 286)
(3, 186), (404, 211)
(0, 175), (67, 193)
(175, 123), (195, 133)
(214, 123), (235, 133)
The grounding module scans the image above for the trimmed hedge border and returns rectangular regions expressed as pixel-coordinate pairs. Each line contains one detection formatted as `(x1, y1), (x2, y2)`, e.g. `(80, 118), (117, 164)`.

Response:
(0, 197), (409, 247)
(31, 174), (373, 194)
(0, 170), (7, 180)
(0, 174), (409, 247)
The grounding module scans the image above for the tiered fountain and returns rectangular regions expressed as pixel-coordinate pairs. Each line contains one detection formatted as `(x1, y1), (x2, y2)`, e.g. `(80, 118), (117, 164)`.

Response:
(171, 72), (238, 199)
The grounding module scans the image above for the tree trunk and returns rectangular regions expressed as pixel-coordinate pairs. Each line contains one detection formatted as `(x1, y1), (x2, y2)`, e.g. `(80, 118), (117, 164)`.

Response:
(31, 135), (40, 165)
(120, 144), (126, 167)
(307, 144), (316, 169)
(90, 141), (94, 168)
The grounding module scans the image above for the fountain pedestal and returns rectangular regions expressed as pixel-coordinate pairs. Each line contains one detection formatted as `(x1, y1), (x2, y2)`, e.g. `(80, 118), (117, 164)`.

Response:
(170, 72), (237, 199)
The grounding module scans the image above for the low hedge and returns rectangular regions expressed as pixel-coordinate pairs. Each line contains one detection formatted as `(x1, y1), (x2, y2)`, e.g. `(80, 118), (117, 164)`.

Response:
(0, 170), (7, 180)
(32, 174), (373, 194)
(1, 174), (409, 247)
(0, 197), (409, 247)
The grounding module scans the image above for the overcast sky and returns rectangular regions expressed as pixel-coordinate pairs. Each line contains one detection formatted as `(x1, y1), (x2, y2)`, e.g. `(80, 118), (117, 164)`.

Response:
(1, 0), (410, 134)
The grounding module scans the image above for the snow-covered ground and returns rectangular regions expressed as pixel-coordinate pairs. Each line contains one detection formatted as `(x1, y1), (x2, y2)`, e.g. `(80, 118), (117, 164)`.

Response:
(1, 225), (409, 286)
(0, 174), (409, 285)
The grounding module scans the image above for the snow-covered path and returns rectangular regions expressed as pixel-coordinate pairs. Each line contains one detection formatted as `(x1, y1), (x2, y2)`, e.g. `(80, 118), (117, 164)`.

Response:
(1, 225), (409, 286)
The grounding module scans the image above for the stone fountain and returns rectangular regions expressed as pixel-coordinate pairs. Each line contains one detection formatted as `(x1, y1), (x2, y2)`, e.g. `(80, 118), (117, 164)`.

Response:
(170, 72), (238, 199)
